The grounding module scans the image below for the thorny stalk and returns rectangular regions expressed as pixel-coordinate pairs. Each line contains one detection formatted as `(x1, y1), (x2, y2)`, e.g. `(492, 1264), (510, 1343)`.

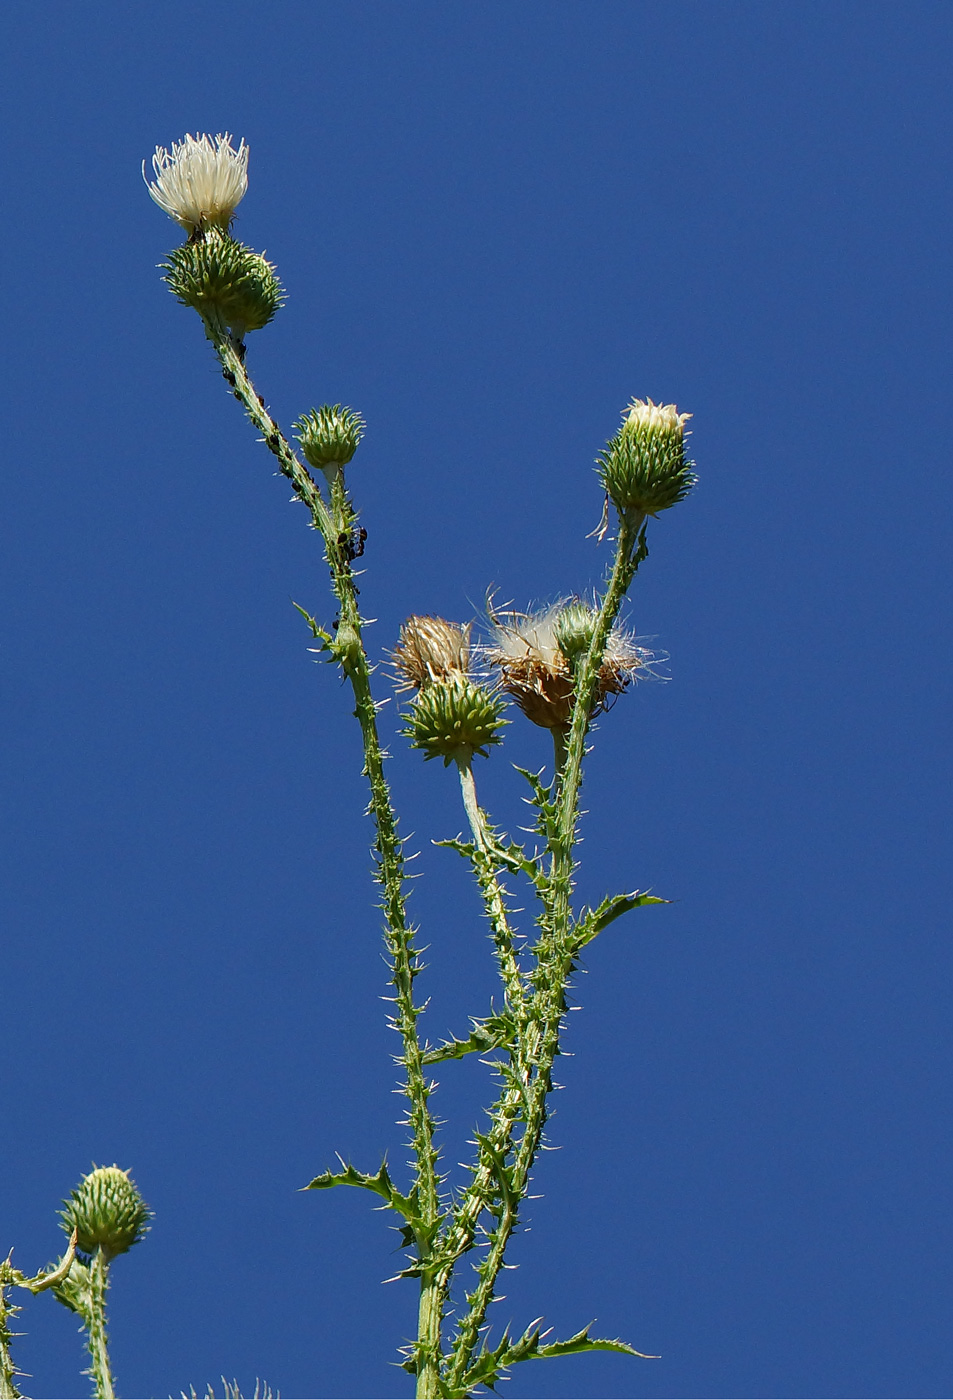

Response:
(201, 314), (443, 1396)
(455, 760), (526, 1012)
(442, 514), (646, 1390)
(86, 1250), (115, 1400)
(191, 306), (662, 1396)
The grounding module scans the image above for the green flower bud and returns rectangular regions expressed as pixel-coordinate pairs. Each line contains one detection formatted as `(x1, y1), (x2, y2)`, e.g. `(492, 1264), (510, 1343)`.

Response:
(404, 677), (507, 766)
(294, 405), (365, 479)
(596, 398), (696, 516)
(162, 234), (284, 337)
(59, 1166), (152, 1260)
(552, 599), (598, 666)
(51, 1256), (92, 1316)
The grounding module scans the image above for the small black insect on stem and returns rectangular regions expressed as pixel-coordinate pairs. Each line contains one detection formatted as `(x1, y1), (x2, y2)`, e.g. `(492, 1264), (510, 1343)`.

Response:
(337, 526), (367, 562)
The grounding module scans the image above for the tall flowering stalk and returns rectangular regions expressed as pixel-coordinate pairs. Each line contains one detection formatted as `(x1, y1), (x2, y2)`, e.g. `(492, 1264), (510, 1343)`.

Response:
(144, 134), (697, 1398)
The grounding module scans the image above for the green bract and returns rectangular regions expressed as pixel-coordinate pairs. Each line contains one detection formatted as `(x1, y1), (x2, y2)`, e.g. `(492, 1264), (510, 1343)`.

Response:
(59, 1166), (152, 1260)
(597, 407), (696, 516)
(553, 600), (598, 664)
(295, 404), (366, 471)
(162, 234), (284, 336)
(405, 678), (507, 766)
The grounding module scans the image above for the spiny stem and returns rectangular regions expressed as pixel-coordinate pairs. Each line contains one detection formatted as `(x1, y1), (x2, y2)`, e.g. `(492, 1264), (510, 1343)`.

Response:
(455, 760), (525, 1011)
(199, 315), (443, 1396)
(85, 1250), (115, 1400)
(554, 511), (644, 867)
(0, 1263), (22, 1400)
(551, 725), (568, 791)
(446, 515), (647, 1388)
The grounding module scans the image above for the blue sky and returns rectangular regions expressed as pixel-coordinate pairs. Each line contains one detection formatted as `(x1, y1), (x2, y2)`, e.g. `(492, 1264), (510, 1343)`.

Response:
(2, 3), (952, 1396)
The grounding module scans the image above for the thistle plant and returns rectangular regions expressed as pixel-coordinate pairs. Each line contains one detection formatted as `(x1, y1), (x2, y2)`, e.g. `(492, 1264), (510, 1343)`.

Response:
(135, 132), (697, 1397)
(51, 1166), (152, 1399)
(0, 1165), (152, 1400)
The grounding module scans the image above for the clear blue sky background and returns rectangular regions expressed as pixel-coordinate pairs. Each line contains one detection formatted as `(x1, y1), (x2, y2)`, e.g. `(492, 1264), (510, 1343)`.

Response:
(2, 3), (951, 1397)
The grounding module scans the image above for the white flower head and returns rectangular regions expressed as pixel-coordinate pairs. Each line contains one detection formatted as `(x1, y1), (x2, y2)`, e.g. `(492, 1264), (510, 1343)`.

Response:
(624, 398), (692, 437)
(144, 133), (249, 235)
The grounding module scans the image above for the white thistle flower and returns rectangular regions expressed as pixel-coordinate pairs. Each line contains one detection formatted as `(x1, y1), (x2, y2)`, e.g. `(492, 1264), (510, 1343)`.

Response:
(624, 398), (692, 437)
(144, 133), (249, 235)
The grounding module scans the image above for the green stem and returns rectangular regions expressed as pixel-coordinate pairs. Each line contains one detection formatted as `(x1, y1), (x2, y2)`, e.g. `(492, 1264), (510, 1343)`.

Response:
(551, 725), (569, 791)
(85, 1250), (114, 1400)
(553, 511), (644, 870)
(445, 512), (648, 1390)
(455, 760), (525, 1011)
(0, 1266), (22, 1400)
(200, 316), (443, 1394)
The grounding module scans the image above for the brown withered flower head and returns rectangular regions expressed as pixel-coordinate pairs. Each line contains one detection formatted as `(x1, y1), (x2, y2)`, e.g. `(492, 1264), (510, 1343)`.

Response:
(391, 615), (472, 692)
(485, 600), (649, 730)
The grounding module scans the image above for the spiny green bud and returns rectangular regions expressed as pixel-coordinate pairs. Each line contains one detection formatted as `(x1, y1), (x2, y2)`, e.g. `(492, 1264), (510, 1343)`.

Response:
(404, 677), (507, 766)
(553, 599), (598, 666)
(162, 234), (284, 337)
(597, 398), (696, 516)
(294, 405), (366, 480)
(51, 1256), (92, 1317)
(59, 1166), (152, 1260)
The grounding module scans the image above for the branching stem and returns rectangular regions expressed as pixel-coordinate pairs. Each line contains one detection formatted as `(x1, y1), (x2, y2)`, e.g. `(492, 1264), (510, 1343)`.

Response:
(195, 309), (650, 1398)
(444, 511), (647, 1389)
(201, 315), (443, 1398)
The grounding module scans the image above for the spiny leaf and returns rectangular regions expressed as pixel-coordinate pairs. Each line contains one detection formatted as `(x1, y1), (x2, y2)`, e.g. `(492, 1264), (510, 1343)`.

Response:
(422, 1014), (516, 1064)
(573, 889), (669, 950)
(461, 1319), (656, 1391)
(291, 600), (333, 649)
(303, 1159), (418, 1225)
(535, 1323), (657, 1360)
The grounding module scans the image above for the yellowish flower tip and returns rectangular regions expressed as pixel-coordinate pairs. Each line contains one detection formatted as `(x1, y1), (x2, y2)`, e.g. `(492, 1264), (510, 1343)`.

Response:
(624, 397), (692, 437)
(485, 601), (649, 729)
(391, 616), (472, 692)
(144, 133), (249, 236)
(597, 396), (697, 516)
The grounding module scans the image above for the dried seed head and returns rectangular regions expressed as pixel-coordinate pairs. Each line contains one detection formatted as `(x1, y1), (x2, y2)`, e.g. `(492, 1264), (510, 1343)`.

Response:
(597, 396), (696, 516)
(486, 601), (649, 729)
(59, 1165), (152, 1261)
(392, 616), (472, 692)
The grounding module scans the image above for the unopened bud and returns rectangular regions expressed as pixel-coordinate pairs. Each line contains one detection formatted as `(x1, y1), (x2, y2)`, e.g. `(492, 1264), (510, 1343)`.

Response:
(162, 235), (284, 338)
(295, 405), (365, 486)
(552, 600), (598, 666)
(59, 1166), (152, 1261)
(405, 677), (507, 766)
(597, 397), (696, 516)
